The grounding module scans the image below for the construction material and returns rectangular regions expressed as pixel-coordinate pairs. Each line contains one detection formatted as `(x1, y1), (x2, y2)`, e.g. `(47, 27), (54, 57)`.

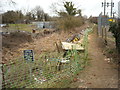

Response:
(61, 42), (84, 50)
(65, 34), (81, 42)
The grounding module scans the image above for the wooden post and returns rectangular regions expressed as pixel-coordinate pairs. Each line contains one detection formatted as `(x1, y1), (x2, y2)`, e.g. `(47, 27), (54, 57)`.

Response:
(55, 42), (60, 53)
(102, 27), (104, 38)
(105, 26), (107, 45)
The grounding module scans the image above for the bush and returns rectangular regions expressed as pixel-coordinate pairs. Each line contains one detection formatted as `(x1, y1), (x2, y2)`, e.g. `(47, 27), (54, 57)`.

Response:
(109, 20), (120, 53)
(57, 16), (84, 31)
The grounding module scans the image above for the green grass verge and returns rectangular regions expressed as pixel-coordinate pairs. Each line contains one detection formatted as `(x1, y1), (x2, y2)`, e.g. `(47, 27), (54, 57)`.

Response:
(8, 24), (36, 32)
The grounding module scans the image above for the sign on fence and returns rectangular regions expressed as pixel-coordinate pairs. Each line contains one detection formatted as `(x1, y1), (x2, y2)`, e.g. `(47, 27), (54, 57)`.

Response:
(24, 50), (34, 62)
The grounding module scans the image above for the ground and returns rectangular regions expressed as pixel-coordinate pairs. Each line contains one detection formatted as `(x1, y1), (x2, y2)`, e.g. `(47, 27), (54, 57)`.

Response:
(2, 23), (119, 88)
(2, 24), (88, 64)
(69, 28), (118, 88)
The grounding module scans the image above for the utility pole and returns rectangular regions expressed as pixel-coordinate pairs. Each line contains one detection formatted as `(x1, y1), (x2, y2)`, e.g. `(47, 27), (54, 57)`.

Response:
(102, 0), (107, 39)
(107, 0), (114, 17)
(111, 0), (114, 17)
(102, 0), (107, 16)
(102, 0), (108, 45)
(101, 0), (114, 45)
(102, 0), (114, 17)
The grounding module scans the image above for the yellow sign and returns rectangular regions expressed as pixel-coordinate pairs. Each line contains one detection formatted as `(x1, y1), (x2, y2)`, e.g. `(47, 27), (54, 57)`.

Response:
(109, 19), (113, 22)
(108, 19), (115, 22)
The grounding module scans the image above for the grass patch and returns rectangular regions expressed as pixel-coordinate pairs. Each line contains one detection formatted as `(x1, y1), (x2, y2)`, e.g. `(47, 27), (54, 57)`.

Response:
(8, 24), (36, 32)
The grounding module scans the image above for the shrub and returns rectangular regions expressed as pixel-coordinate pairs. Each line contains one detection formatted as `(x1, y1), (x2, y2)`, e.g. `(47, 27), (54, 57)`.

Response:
(57, 16), (84, 31)
(109, 20), (120, 53)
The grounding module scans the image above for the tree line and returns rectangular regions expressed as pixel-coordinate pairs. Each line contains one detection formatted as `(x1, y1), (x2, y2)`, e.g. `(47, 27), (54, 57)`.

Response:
(2, 6), (51, 24)
(2, 1), (85, 31)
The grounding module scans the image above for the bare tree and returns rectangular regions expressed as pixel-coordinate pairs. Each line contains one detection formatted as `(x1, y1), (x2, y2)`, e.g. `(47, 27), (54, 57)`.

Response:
(50, 1), (82, 17)
(31, 6), (44, 21)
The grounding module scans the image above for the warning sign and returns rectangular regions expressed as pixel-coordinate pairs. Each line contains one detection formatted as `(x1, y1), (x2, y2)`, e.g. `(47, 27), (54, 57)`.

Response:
(24, 50), (34, 62)
(109, 19), (115, 22)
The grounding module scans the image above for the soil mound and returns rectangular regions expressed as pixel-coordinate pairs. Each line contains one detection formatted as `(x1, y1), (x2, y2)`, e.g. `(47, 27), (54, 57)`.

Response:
(2, 31), (33, 49)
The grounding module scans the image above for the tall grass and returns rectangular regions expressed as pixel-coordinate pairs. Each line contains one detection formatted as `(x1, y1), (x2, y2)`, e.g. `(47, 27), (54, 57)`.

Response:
(57, 16), (84, 31)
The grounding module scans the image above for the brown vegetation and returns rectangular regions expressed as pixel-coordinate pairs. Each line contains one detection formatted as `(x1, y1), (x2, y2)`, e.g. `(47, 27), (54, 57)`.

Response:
(57, 16), (84, 31)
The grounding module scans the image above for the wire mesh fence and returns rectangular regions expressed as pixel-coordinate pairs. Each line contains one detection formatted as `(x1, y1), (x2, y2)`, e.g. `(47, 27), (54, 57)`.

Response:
(2, 28), (93, 88)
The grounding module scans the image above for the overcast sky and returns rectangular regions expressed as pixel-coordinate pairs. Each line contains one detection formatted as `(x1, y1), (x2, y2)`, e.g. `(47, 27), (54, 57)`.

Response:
(1, 0), (120, 17)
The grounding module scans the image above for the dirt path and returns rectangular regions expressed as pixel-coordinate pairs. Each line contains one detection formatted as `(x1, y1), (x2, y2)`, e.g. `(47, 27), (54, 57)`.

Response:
(70, 30), (118, 88)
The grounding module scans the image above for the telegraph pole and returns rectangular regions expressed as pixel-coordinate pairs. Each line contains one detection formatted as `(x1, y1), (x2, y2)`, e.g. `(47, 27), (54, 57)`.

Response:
(107, 0), (114, 17)
(101, 0), (115, 45)
(102, 0), (107, 16)
(111, 0), (113, 17)
(102, 0), (107, 39)
(102, 0), (108, 44)
(111, 0), (114, 17)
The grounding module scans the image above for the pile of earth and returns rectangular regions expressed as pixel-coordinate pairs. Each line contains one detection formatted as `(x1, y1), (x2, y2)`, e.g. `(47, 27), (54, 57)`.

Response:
(2, 31), (33, 49)
(2, 31), (33, 64)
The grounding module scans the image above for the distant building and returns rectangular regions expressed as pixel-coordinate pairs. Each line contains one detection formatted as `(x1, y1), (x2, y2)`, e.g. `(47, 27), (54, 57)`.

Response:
(118, 1), (120, 18)
(32, 21), (55, 29)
